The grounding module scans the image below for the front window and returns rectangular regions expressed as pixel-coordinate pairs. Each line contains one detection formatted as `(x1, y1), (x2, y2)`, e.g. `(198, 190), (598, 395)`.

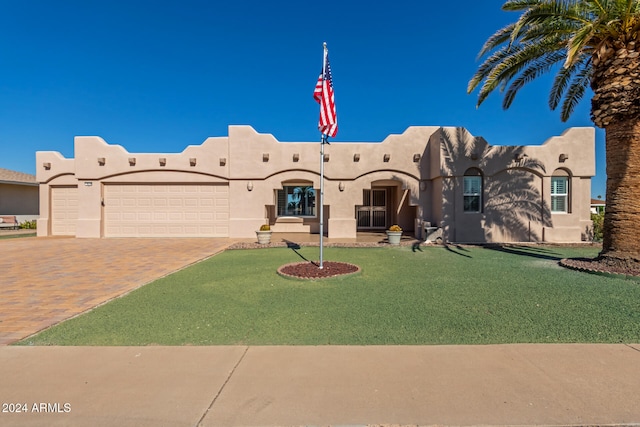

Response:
(463, 175), (482, 213)
(551, 176), (568, 213)
(277, 186), (316, 217)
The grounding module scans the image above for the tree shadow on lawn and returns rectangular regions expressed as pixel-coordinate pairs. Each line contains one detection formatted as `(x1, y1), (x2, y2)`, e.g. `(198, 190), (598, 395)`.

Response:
(444, 243), (473, 258)
(483, 244), (564, 261)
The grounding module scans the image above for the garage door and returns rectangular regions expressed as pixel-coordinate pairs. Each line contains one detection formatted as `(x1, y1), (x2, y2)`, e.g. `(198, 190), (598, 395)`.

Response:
(51, 186), (78, 236)
(104, 184), (229, 237)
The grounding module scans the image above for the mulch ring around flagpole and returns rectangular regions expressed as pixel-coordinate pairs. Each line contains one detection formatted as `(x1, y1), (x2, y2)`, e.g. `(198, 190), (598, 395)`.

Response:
(277, 261), (361, 280)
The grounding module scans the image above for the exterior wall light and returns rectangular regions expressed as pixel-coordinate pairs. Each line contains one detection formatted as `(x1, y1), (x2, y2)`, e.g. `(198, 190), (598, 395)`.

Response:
(338, 181), (345, 191)
(190, 158), (197, 166)
(247, 181), (253, 191)
(98, 157), (106, 166)
(128, 157), (136, 166)
(159, 158), (166, 166)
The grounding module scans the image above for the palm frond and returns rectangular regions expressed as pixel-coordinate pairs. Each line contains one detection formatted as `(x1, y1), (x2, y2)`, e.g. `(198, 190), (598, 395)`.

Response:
(470, 0), (640, 121)
(560, 61), (592, 121)
(501, 0), (542, 12)
(473, 35), (567, 106)
(469, 45), (517, 93)
(549, 59), (580, 109)
(504, 50), (567, 108)
(567, 23), (597, 66)
(477, 23), (518, 59)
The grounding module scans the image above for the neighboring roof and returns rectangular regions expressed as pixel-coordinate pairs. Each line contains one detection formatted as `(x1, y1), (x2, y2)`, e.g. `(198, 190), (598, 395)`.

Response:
(591, 198), (606, 205)
(0, 167), (37, 185)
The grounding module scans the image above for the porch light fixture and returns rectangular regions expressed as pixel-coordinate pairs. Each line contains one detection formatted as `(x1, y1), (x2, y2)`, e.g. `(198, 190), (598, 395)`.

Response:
(293, 153), (300, 162)
(247, 181), (253, 191)
(514, 153), (527, 162)
(190, 158), (197, 166)
(559, 153), (569, 162)
(128, 157), (136, 166)
(338, 181), (345, 191)
(383, 154), (390, 162)
(323, 153), (329, 162)
(263, 153), (269, 162)
(353, 153), (360, 162)
(413, 154), (421, 162)
(43, 162), (51, 170)
(159, 157), (166, 166)
(219, 158), (226, 166)
(420, 181), (427, 192)
(98, 157), (106, 166)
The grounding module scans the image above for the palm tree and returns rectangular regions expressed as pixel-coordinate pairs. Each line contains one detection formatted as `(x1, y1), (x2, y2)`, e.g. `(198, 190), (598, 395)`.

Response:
(468, 0), (640, 268)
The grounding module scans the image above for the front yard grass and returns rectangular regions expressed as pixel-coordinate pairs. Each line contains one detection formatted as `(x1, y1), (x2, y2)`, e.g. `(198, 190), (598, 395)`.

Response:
(17, 244), (640, 346)
(0, 232), (36, 240)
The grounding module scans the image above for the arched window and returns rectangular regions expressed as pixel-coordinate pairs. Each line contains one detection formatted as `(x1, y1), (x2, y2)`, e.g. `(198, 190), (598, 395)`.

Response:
(463, 168), (483, 213)
(551, 170), (570, 213)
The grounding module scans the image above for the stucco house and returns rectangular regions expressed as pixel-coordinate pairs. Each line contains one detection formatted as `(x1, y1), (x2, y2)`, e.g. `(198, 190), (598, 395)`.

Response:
(35, 125), (595, 243)
(0, 167), (39, 220)
(590, 198), (606, 214)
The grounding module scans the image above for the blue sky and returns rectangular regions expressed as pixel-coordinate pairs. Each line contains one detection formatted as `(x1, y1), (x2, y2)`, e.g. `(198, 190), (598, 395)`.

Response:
(0, 0), (606, 198)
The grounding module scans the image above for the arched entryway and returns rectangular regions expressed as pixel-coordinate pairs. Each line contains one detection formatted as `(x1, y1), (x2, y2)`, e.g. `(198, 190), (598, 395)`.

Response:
(355, 178), (417, 232)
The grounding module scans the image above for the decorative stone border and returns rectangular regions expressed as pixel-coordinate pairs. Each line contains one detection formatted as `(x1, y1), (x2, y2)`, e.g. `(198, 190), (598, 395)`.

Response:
(228, 240), (425, 250)
(277, 261), (361, 280)
(559, 258), (640, 282)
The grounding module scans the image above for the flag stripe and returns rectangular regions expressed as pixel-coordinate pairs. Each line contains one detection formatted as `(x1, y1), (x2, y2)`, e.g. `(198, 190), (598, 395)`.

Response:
(313, 46), (337, 138)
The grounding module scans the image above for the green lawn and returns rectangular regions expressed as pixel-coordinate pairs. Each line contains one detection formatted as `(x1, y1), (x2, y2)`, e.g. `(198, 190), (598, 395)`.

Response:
(17, 244), (640, 346)
(0, 232), (36, 240)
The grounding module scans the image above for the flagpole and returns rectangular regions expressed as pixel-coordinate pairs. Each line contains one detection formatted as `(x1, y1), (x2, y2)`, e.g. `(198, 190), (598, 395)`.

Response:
(319, 133), (325, 269)
(319, 42), (327, 269)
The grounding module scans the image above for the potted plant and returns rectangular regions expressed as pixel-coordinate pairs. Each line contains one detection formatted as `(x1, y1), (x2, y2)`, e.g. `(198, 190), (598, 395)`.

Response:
(386, 224), (402, 245)
(256, 224), (272, 244)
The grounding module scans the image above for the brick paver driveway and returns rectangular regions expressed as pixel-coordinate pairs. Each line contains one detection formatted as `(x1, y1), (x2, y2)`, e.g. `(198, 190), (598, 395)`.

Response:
(0, 237), (235, 345)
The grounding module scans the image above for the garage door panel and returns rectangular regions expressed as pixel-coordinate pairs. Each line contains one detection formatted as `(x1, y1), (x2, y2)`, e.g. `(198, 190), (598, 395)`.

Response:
(51, 187), (78, 236)
(104, 184), (229, 237)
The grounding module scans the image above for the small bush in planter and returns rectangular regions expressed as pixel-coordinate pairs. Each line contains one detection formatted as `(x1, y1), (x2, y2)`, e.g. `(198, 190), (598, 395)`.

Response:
(256, 224), (272, 244)
(388, 224), (402, 232)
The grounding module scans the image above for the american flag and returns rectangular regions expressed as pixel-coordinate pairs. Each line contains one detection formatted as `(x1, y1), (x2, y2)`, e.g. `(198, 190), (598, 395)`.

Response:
(313, 44), (338, 138)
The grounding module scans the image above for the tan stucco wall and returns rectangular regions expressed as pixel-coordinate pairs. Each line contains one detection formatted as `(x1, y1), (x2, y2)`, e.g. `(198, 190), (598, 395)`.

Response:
(0, 183), (39, 215)
(35, 125), (595, 242)
(432, 127), (595, 243)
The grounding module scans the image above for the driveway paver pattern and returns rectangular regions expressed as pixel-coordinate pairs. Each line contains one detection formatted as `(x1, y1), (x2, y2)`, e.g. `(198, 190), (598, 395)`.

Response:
(0, 237), (233, 345)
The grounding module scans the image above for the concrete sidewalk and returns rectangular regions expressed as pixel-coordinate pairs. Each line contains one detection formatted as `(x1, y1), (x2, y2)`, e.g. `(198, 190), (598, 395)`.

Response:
(1, 344), (639, 426)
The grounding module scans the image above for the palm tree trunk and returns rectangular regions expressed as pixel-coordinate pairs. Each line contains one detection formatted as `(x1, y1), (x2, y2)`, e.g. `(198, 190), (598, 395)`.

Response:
(601, 120), (640, 263)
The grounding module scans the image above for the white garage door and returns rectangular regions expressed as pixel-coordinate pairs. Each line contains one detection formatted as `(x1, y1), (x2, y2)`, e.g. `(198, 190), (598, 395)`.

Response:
(104, 184), (229, 237)
(51, 186), (78, 236)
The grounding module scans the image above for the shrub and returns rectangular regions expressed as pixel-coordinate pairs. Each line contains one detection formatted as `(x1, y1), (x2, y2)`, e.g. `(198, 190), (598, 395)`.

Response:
(388, 224), (402, 232)
(259, 224), (271, 231)
(591, 212), (604, 242)
(19, 220), (37, 229)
